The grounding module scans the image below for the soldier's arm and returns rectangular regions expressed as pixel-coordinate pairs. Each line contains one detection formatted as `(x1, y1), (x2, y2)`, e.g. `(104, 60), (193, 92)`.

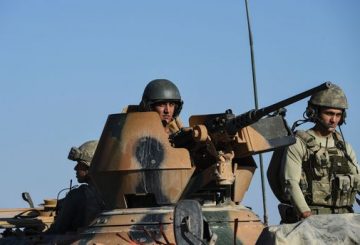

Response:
(345, 142), (359, 173)
(283, 137), (311, 215)
(46, 189), (81, 234)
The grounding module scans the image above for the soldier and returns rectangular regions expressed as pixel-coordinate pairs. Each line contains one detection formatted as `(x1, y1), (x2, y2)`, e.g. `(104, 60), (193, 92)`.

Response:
(282, 84), (360, 221)
(139, 79), (184, 134)
(47, 140), (104, 234)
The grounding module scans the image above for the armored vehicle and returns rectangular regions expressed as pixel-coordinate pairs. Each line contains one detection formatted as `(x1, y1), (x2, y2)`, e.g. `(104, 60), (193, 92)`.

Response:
(0, 83), (333, 244)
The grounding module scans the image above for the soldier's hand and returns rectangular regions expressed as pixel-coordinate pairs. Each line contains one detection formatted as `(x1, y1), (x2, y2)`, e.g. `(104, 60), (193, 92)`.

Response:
(300, 211), (312, 219)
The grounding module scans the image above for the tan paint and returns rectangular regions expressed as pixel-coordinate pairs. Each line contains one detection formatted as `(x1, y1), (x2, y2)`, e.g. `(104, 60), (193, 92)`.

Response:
(236, 125), (272, 156)
(0, 203), (56, 230)
(90, 112), (194, 209)
(81, 204), (264, 245)
(233, 166), (256, 203)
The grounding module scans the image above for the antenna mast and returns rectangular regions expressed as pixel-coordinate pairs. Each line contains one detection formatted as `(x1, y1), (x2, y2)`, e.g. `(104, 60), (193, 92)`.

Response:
(244, 0), (268, 225)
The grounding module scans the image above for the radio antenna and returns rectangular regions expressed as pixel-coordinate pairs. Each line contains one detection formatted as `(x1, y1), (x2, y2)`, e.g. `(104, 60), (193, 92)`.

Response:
(244, 0), (268, 226)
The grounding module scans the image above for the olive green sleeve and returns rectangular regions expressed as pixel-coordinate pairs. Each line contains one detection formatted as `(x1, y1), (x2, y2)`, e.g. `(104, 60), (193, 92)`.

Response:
(345, 142), (359, 174)
(283, 137), (311, 213)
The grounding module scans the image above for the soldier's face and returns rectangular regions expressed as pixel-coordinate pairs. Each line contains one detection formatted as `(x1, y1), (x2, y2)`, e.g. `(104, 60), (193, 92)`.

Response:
(152, 101), (176, 124)
(318, 107), (343, 132)
(74, 162), (89, 183)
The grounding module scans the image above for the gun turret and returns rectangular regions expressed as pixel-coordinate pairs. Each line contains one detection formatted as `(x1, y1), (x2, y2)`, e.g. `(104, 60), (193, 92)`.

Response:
(89, 82), (333, 210)
(170, 82), (333, 203)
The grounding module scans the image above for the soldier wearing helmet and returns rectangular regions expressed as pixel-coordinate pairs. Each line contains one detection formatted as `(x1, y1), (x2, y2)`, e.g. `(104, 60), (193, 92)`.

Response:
(47, 140), (104, 234)
(305, 84), (348, 133)
(280, 83), (360, 223)
(139, 79), (184, 134)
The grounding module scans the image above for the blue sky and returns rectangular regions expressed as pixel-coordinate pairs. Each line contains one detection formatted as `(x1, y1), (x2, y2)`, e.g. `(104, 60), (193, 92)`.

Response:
(1, 1), (359, 225)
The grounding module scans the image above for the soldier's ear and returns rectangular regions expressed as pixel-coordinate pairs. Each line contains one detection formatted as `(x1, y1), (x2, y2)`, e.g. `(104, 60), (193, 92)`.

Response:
(305, 105), (317, 122)
(339, 110), (346, 125)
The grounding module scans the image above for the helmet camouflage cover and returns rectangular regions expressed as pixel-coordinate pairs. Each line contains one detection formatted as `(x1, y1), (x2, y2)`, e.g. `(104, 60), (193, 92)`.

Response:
(140, 79), (183, 117)
(309, 83), (348, 109)
(68, 140), (98, 167)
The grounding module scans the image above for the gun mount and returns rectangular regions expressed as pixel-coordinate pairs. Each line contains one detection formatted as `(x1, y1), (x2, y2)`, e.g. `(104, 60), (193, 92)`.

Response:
(170, 82), (332, 193)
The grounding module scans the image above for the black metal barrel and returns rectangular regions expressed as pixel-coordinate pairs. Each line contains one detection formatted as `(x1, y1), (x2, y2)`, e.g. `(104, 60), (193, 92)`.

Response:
(228, 82), (333, 130)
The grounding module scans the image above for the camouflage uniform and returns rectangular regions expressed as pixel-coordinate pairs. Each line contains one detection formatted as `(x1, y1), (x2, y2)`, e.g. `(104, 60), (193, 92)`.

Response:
(284, 129), (359, 216)
(47, 140), (104, 234)
(282, 84), (360, 220)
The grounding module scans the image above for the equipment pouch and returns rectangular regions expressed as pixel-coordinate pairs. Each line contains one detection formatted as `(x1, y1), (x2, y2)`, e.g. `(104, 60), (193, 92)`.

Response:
(348, 174), (360, 205)
(333, 175), (351, 206)
(313, 149), (329, 178)
(330, 154), (351, 175)
(351, 174), (360, 191)
(312, 180), (332, 206)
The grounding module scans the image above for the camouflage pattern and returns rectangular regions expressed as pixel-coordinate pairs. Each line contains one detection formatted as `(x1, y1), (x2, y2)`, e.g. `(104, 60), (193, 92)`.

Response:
(0, 204), (264, 245)
(90, 111), (194, 209)
(309, 83), (348, 109)
(298, 131), (360, 208)
(140, 79), (183, 117)
(68, 140), (98, 167)
(83, 204), (264, 245)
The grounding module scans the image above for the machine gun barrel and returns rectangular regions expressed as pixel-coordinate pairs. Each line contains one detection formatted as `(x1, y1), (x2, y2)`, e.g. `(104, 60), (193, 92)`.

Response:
(227, 82), (333, 131)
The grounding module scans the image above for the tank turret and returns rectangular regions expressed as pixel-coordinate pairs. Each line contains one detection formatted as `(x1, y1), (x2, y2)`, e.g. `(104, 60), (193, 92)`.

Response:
(0, 82), (333, 244)
(90, 111), (194, 209)
(84, 82), (332, 244)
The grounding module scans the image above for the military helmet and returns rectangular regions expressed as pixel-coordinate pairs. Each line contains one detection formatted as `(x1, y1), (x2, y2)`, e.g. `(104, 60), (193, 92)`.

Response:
(140, 79), (183, 117)
(306, 83), (348, 125)
(309, 83), (348, 109)
(68, 140), (98, 167)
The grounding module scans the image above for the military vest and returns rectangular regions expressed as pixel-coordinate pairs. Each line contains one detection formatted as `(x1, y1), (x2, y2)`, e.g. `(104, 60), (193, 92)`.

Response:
(297, 130), (360, 207)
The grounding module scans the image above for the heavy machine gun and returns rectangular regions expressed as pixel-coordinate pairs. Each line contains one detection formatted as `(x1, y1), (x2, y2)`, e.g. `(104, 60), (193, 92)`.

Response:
(169, 82), (332, 195)
(171, 81), (332, 148)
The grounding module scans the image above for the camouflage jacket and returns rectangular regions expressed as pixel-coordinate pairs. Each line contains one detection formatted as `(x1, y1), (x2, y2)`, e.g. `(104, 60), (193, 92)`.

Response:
(283, 129), (359, 213)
